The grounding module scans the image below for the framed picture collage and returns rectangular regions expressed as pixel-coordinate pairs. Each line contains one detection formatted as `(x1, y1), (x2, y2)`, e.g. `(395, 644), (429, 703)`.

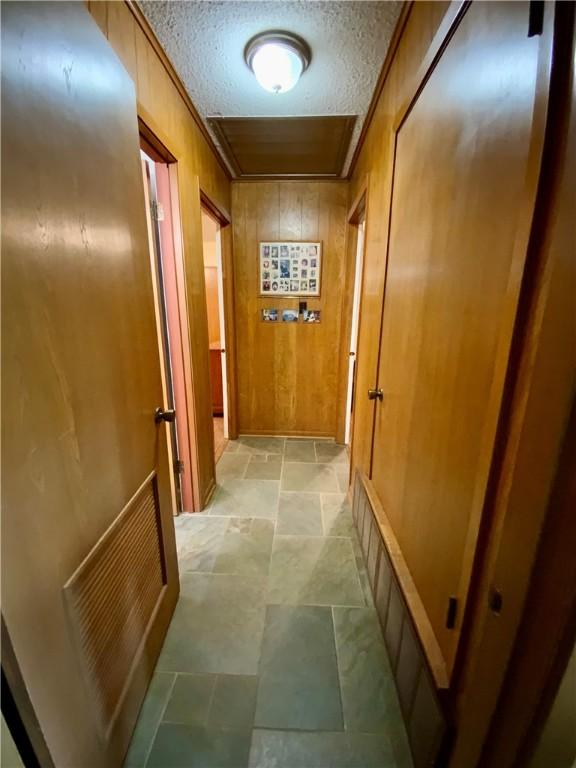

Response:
(259, 241), (322, 297)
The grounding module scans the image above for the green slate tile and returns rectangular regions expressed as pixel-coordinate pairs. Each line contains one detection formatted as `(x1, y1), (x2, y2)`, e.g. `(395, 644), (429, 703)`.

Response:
(207, 479), (279, 519)
(227, 518), (253, 533)
(281, 463), (340, 493)
(244, 459), (283, 480)
(157, 573), (267, 676)
(333, 607), (400, 733)
(146, 722), (251, 768)
(249, 730), (350, 768)
(268, 536), (364, 606)
(212, 519), (274, 576)
(254, 605), (343, 731)
(321, 494), (355, 537)
(162, 674), (215, 726)
(284, 440), (317, 462)
(249, 730), (395, 768)
(277, 492), (323, 535)
(124, 672), (175, 767)
(208, 675), (258, 728)
(175, 516), (228, 573)
(217, 454), (251, 480)
(335, 465), (350, 493)
(236, 436), (285, 454)
(315, 441), (349, 464)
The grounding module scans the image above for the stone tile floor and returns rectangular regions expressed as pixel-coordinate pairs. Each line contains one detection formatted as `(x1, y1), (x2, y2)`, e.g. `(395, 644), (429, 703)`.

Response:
(125, 437), (413, 768)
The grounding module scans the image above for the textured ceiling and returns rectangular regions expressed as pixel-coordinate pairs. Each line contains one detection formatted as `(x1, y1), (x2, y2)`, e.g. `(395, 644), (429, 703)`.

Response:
(140, 1), (403, 176)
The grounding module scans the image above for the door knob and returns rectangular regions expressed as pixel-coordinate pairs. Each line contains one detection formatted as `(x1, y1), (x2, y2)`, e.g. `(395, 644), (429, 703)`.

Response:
(367, 388), (384, 401)
(155, 407), (176, 424)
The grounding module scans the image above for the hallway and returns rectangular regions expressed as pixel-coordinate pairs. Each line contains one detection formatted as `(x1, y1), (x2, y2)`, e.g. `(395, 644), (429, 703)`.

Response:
(3, 3), (576, 767)
(125, 438), (412, 768)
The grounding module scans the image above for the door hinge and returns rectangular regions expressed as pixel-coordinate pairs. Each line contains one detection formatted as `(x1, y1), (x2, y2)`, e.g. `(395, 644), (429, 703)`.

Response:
(174, 459), (184, 474)
(150, 200), (165, 221)
(446, 596), (458, 629)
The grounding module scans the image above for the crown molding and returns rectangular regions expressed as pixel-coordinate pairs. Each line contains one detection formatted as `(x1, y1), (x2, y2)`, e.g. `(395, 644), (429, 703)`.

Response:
(125, 1), (232, 180)
(346, 1), (413, 179)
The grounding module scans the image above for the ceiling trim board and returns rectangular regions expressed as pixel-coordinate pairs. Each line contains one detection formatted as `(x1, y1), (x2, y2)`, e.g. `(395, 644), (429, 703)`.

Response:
(346, 0), (414, 179)
(209, 115), (357, 178)
(126, 0), (232, 180)
(208, 118), (243, 176)
(231, 178), (349, 184)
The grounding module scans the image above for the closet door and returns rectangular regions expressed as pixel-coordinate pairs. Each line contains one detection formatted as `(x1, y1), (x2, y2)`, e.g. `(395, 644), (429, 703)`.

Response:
(370, 1), (552, 674)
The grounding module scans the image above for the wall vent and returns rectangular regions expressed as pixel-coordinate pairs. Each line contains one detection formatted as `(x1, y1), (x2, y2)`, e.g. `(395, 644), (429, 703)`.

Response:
(64, 473), (166, 739)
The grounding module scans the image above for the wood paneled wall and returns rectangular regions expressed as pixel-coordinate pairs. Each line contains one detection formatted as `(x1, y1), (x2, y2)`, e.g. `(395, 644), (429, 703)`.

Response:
(349, 1), (449, 475)
(231, 181), (348, 437)
(87, 0), (230, 506)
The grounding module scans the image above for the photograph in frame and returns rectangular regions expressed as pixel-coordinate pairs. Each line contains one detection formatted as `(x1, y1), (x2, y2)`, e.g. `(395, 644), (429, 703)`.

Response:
(262, 308), (279, 322)
(259, 241), (322, 297)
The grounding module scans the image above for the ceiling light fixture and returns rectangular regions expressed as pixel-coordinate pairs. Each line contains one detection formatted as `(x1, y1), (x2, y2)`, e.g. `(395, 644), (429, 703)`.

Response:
(244, 31), (311, 94)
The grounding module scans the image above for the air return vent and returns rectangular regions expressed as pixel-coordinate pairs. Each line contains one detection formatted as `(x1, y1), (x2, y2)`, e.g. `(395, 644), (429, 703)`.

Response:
(64, 473), (166, 739)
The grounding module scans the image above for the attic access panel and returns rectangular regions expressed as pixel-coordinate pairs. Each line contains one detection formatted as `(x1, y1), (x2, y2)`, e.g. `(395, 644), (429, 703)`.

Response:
(208, 115), (357, 177)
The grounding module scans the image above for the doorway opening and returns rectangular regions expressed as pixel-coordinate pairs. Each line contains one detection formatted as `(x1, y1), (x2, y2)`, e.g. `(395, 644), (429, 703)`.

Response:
(344, 218), (365, 446)
(201, 208), (228, 461)
(140, 135), (197, 514)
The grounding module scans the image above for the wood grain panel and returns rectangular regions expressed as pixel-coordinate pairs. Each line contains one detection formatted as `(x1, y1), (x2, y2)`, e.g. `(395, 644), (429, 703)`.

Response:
(209, 116), (356, 177)
(373, 3), (546, 668)
(89, 0), (231, 507)
(451, 7), (576, 763)
(232, 181), (348, 436)
(349, 0), (449, 477)
(370, 0), (547, 675)
(1, 3), (179, 765)
(64, 475), (165, 738)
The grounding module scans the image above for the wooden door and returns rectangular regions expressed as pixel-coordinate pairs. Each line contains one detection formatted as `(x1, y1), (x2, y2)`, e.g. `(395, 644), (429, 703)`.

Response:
(1, 3), (179, 767)
(369, 1), (551, 675)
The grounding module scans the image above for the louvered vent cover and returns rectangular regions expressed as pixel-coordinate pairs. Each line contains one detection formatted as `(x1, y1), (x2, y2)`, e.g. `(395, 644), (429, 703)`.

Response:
(64, 473), (166, 739)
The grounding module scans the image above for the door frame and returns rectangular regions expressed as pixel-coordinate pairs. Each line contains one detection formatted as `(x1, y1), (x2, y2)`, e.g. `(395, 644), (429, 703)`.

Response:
(200, 189), (238, 441)
(139, 118), (205, 512)
(141, 153), (182, 514)
(336, 177), (369, 449)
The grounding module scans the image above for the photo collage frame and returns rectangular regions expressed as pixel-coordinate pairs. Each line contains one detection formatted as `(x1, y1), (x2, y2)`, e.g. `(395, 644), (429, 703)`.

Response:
(259, 241), (322, 297)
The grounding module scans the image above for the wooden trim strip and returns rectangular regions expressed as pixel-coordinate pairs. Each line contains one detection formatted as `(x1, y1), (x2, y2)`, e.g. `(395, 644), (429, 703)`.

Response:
(124, 0), (232, 180)
(63, 472), (158, 589)
(208, 118), (243, 177)
(138, 117), (176, 163)
(232, 179), (349, 186)
(361, 472), (450, 689)
(393, 1), (470, 133)
(200, 189), (231, 226)
(232, 176), (349, 183)
(347, 174), (369, 223)
(346, 1), (413, 178)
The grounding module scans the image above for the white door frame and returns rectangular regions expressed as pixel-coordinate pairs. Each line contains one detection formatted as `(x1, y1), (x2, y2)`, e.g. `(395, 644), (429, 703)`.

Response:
(214, 225), (229, 439)
(344, 220), (365, 445)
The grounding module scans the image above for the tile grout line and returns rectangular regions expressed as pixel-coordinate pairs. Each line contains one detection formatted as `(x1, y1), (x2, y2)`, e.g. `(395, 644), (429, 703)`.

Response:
(340, 519), (366, 607)
(319, 493), (326, 537)
(143, 672), (177, 768)
(203, 674), (219, 728)
(330, 605), (348, 735)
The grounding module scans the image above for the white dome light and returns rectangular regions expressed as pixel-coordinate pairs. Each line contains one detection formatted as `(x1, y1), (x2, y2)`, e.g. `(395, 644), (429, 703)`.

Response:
(245, 32), (311, 95)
